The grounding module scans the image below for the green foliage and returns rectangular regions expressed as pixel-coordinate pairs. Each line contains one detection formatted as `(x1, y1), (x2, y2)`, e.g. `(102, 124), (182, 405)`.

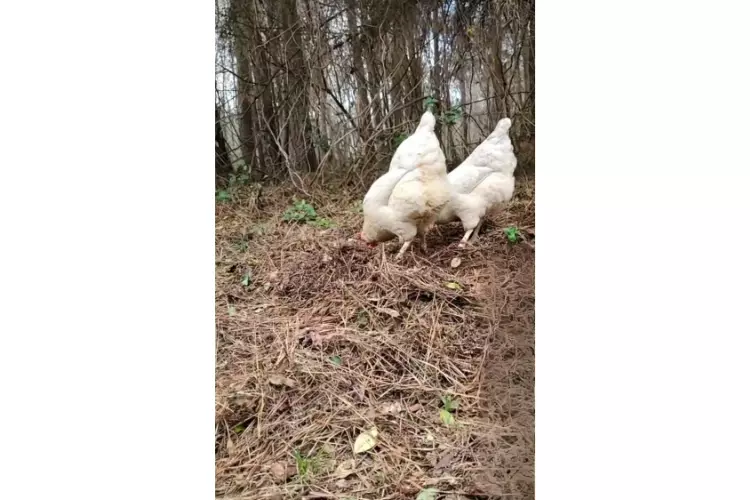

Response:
(232, 423), (246, 434)
(216, 190), (231, 203)
(504, 226), (519, 244)
(424, 96), (438, 113)
(440, 105), (463, 126)
(283, 200), (317, 223)
(229, 172), (249, 186)
(440, 394), (459, 412)
(282, 200), (334, 228)
(329, 355), (342, 366)
(292, 449), (328, 480)
(216, 169), (250, 204)
(440, 394), (459, 427)
(310, 217), (334, 229)
(241, 272), (252, 288)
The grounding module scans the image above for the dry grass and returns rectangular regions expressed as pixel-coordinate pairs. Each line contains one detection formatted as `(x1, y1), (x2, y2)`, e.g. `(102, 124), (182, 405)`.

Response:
(215, 177), (535, 499)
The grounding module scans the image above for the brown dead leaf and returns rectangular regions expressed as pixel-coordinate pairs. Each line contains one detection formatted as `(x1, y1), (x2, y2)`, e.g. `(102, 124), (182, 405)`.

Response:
(433, 451), (456, 473)
(408, 403), (423, 413)
(376, 307), (400, 318)
(269, 462), (296, 483)
(424, 476), (458, 486)
(380, 401), (403, 415)
(333, 458), (357, 479)
(450, 257), (462, 268)
(268, 374), (296, 388)
(309, 330), (345, 347)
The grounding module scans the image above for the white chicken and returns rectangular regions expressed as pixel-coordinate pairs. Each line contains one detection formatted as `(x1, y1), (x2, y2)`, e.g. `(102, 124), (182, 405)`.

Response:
(358, 111), (450, 259)
(437, 117), (517, 247)
(387, 112), (442, 174)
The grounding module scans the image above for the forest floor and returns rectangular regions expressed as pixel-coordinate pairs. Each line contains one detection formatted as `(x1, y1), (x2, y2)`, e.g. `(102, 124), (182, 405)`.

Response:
(215, 176), (535, 500)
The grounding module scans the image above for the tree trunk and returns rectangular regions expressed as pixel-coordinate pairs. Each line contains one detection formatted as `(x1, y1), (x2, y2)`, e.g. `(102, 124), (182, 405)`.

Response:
(346, 0), (371, 142)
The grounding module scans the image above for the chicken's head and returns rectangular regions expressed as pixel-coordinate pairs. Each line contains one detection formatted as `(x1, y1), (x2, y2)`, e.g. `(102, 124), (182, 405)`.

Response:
(357, 231), (378, 248)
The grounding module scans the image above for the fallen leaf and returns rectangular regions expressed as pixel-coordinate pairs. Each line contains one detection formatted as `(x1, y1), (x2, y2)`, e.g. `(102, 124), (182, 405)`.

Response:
(330, 355), (342, 366)
(334, 458), (357, 478)
(353, 426), (378, 454)
(380, 401), (403, 415)
(450, 257), (462, 268)
(408, 403), (423, 412)
(424, 431), (435, 444)
(444, 281), (462, 291)
(269, 462), (296, 482)
(424, 476), (458, 486)
(439, 408), (456, 426)
(228, 306), (237, 316)
(309, 330), (346, 347)
(263, 282), (272, 292)
(226, 434), (235, 454)
(416, 487), (439, 500)
(268, 374), (296, 388)
(377, 307), (400, 318)
(268, 271), (280, 281)
(433, 451), (456, 473)
(335, 478), (349, 489)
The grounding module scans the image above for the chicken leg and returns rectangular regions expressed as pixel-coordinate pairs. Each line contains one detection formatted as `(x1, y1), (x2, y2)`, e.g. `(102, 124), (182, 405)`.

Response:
(469, 218), (484, 243)
(395, 240), (412, 260)
(458, 230), (473, 248)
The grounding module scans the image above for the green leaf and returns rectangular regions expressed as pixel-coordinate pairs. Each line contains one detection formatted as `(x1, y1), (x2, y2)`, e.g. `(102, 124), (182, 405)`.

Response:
(444, 281), (462, 291)
(504, 226), (519, 243)
(330, 355), (342, 366)
(416, 487), (439, 500)
(216, 190), (231, 202)
(241, 272), (252, 287)
(233, 424), (246, 434)
(440, 395), (459, 412)
(440, 408), (456, 427)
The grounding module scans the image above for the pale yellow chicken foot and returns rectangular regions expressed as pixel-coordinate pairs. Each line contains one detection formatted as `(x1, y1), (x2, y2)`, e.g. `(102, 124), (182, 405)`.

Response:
(395, 240), (412, 260)
(457, 229), (474, 248)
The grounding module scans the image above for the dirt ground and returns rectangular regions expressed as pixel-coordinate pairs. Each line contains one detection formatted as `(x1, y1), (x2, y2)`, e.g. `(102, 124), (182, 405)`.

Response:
(215, 177), (535, 499)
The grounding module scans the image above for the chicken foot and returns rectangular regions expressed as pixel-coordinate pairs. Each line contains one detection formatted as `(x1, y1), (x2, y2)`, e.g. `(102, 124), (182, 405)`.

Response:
(395, 240), (413, 260)
(470, 218), (484, 242)
(457, 230), (473, 248)
(458, 218), (484, 248)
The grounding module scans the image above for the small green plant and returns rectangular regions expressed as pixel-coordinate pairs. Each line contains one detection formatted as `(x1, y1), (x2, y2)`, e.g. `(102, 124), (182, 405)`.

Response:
(310, 217), (334, 229)
(292, 449), (327, 480)
(241, 272), (252, 288)
(232, 423), (246, 434)
(439, 394), (459, 427)
(229, 172), (250, 186)
(216, 190), (231, 203)
(282, 200), (318, 223)
(440, 105), (463, 126)
(282, 200), (335, 229)
(329, 355), (342, 366)
(424, 96), (438, 113)
(440, 394), (459, 412)
(504, 226), (519, 244)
